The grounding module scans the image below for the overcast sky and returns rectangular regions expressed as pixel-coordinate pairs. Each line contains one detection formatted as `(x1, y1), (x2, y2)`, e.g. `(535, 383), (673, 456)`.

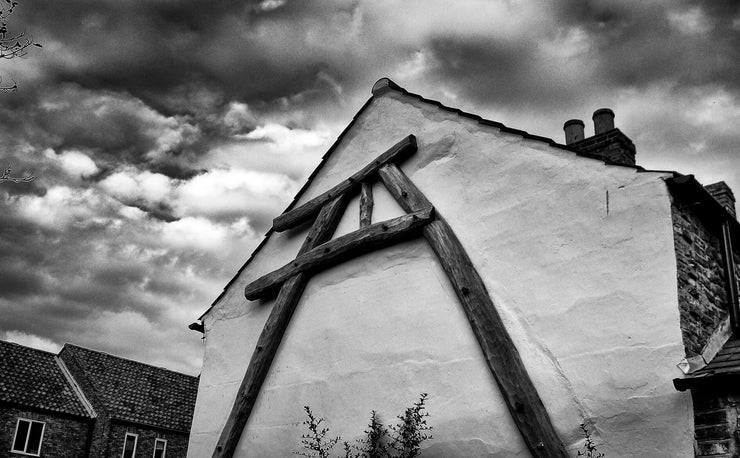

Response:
(0, 0), (738, 375)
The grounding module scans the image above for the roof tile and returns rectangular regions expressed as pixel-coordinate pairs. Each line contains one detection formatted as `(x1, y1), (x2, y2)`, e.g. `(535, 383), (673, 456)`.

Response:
(62, 344), (198, 431)
(0, 340), (90, 417)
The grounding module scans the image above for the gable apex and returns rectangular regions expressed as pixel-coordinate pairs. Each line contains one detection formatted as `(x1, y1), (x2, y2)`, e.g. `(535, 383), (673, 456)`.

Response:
(199, 78), (665, 320)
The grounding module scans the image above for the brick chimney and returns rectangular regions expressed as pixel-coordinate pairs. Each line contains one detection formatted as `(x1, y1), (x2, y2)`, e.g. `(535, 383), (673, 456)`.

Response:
(563, 108), (637, 166)
(705, 181), (736, 218)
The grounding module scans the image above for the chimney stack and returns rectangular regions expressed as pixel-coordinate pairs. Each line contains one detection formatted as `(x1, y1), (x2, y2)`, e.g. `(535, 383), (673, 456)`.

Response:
(563, 108), (636, 166)
(563, 119), (585, 145)
(593, 108), (615, 135)
(705, 181), (736, 218)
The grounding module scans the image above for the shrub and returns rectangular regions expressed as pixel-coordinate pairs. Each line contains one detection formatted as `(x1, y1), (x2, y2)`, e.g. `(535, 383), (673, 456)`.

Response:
(295, 394), (432, 458)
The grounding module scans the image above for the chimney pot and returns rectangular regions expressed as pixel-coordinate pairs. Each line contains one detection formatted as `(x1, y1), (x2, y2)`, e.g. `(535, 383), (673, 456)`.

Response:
(563, 119), (585, 145)
(593, 108), (615, 135)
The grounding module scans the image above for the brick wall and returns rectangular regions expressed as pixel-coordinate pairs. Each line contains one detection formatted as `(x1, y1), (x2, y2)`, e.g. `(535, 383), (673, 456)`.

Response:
(692, 390), (740, 457)
(0, 405), (91, 458)
(109, 420), (189, 458)
(671, 195), (733, 357)
(570, 128), (636, 165)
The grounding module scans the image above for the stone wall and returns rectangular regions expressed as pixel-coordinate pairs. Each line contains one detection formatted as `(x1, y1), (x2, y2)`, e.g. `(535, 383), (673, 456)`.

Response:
(0, 405), (91, 458)
(671, 194), (732, 357)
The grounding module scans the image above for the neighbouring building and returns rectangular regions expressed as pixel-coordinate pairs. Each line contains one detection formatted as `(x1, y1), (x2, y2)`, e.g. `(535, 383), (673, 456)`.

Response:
(0, 340), (199, 457)
(187, 78), (739, 457)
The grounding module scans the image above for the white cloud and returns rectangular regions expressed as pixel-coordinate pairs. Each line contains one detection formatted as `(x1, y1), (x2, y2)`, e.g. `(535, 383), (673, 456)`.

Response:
(175, 167), (295, 218)
(15, 186), (116, 230)
(2, 331), (61, 353)
(44, 148), (100, 178)
(99, 169), (175, 203)
(223, 101), (256, 134)
(258, 0), (285, 12)
(243, 123), (329, 150)
(160, 216), (231, 252)
(667, 7), (712, 35)
(119, 205), (147, 220)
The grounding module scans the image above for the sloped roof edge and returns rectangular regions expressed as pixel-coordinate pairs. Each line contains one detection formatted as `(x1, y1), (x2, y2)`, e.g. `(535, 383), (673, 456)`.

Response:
(197, 77), (679, 321)
(0, 339), (93, 418)
(62, 343), (198, 379)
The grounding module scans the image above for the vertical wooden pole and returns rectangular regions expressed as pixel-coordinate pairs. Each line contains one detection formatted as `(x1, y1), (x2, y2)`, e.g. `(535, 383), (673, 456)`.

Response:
(377, 164), (567, 458)
(212, 196), (348, 458)
(359, 182), (373, 228)
(721, 221), (740, 332)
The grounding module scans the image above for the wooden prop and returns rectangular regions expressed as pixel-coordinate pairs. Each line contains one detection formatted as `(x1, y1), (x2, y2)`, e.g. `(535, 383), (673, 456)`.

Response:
(212, 196), (348, 458)
(721, 221), (740, 332)
(272, 135), (416, 232)
(359, 181), (373, 228)
(214, 143), (567, 457)
(245, 207), (434, 300)
(378, 163), (567, 458)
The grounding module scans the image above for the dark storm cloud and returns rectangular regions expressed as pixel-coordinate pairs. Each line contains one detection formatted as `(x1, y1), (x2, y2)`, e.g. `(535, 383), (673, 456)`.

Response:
(15, 0), (363, 115)
(551, 1), (740, 90)
(2, 0), (738, 375)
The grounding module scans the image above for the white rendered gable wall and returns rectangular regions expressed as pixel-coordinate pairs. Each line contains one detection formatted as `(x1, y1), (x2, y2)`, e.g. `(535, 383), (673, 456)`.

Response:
(188, 90), (692, 457)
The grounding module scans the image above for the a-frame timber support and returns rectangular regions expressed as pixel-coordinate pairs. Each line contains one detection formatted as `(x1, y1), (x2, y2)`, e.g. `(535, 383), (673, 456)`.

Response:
(212, 135), (568, 458)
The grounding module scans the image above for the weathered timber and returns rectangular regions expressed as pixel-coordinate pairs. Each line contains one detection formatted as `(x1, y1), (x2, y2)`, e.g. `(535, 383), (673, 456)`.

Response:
(377, 164), (567, 458)
(245, 207), (434, 300)
(721, 221), (740, 332)
(272, 135), (417, 232)
(213, 196), (348, 458)
(359, 182), (373, 228)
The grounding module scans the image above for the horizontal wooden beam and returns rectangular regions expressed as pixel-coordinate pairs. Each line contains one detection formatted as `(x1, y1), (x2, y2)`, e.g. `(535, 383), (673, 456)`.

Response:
(272, 135), (417, 232)
(246, 207), (434, 300)
(213, 196), (348, 458)
(377, 164), (567, 458)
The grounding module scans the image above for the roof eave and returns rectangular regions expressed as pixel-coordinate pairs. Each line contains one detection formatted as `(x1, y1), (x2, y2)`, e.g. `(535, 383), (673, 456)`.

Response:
(673, 372), (740, 391)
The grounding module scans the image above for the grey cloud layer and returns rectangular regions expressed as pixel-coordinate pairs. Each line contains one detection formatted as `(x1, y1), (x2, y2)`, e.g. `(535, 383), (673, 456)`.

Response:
(1, 0), (738, 374)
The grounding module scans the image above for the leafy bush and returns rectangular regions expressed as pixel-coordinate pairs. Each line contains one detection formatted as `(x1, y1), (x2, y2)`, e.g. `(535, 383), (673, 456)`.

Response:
(295, 394), (432, 458)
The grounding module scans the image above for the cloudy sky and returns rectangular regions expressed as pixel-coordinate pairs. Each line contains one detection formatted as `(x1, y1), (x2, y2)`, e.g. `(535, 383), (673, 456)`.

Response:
(0, 0), (738, 375)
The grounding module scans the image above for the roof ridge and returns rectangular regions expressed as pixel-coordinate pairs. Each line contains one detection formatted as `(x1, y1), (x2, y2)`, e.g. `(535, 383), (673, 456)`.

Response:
(197, 76), (667, 320)
(55, 356), (97, 418)
(0, 338), (58, 356)
(63, 343), (198, 379)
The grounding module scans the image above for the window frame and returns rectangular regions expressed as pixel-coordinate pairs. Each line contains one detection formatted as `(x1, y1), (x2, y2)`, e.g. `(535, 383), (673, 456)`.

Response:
(121, 433), (139, 458)
(10, 418), (46, 456)
(153, 438), (167, 458)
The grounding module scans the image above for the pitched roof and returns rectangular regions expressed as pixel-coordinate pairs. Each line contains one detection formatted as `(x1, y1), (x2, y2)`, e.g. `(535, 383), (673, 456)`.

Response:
(61, 344), (198, 432)
(198, 77), (662, 321)
(0, 340), (91, 418)
(674, 336), (740, 390)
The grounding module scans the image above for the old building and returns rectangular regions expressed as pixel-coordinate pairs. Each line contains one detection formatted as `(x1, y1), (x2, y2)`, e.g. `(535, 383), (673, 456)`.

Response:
(188, 78), (739, 457)
(1, 340), (198, 457)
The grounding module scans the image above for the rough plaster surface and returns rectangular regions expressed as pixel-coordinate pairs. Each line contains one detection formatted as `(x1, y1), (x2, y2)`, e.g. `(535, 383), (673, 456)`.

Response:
(189, 91), (692, 457)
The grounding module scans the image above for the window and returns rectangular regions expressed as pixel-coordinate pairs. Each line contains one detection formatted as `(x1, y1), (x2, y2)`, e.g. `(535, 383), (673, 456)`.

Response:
(11, 418), (45, 456)
(122, 433), (138, 458)
(153, 439), (167, 458)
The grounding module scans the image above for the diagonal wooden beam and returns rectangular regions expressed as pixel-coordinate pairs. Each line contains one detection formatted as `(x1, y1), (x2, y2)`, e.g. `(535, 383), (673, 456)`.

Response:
(245, 207), (434, 300)
(359, 181), (373, 228)
(378, 164), (567, 458)
(272, 135), (417, 232)
(212, 196), (348, 458)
